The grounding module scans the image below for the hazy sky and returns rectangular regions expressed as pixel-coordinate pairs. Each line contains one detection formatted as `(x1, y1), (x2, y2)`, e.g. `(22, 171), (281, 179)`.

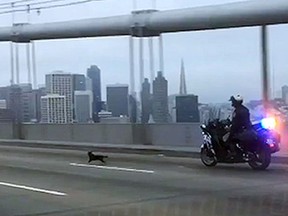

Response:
(0, 0), (287, 103)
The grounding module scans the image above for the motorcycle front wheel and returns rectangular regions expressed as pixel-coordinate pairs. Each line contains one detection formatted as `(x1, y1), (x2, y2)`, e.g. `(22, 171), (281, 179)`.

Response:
(248, 146), (271, 170)
(200, 147), (217, 167)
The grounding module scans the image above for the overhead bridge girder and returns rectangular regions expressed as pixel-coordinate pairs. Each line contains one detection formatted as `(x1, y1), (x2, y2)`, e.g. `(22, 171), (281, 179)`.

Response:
(1, 0), (288, 42)
(130, 10), (160, 37)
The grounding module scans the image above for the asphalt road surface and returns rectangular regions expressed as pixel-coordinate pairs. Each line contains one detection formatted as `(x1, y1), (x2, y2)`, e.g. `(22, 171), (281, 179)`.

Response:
(0, 146), (287, 216)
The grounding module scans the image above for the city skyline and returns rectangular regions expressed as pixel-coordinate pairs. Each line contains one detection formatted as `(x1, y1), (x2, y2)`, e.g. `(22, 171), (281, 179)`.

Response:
(0, 65), (287, 104)
(0, 66), (287, 124)
(0, 0), (287, 103)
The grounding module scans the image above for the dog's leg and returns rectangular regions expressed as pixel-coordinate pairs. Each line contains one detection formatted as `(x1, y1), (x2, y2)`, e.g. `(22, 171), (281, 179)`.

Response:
(88, 152), (93, 163)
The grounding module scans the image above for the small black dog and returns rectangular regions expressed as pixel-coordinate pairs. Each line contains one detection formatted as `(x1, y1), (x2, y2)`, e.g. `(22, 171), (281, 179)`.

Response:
(88, 151), (108, 164)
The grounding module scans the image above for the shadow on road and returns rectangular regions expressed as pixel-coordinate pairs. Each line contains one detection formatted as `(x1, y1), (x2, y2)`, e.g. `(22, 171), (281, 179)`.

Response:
(184, 162), (288, 177)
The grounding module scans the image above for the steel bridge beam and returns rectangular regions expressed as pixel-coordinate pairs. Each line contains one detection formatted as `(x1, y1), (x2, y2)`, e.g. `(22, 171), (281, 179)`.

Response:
(0, 0), (288, 42)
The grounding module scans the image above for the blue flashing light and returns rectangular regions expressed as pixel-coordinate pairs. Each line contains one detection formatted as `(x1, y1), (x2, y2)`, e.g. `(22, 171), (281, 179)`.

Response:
(261, 117), (276, 130)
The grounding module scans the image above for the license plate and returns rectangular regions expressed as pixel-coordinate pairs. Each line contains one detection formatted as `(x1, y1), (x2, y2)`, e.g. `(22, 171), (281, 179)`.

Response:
(266, 138), (274, 145)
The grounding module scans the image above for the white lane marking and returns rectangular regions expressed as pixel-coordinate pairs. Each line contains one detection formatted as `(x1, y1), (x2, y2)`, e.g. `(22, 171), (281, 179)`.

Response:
(0, 181), (67, 196)
(70, 163), (155, 174)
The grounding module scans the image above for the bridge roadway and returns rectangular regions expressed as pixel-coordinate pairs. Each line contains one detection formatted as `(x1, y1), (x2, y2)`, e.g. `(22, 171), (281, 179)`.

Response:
(0, 146), (287, 216)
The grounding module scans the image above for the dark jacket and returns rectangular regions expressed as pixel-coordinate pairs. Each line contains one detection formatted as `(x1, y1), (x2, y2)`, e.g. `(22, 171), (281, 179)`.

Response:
(230, 104), (252, 137)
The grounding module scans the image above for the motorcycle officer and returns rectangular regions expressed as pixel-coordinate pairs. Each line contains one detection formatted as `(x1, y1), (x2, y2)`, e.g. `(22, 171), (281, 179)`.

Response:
(227, 95), (253, 158)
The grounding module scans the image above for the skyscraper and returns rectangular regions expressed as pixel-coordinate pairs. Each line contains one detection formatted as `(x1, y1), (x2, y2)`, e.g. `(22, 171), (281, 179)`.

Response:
(168, 94), (178, 122)
(107, 84), (129, 117)
(129, 94), (137, 123)
(0, 87), (13, 122)
(41, 94), (67, 124)
(141, 78), (151, 123)
(71, 74), (86, 119)
(179, 59), (187, 95)
(25, 88), (46, 123)
(0, 100), (7, 109)
(282, 85), (288, 104)
(21, 92), (32, 122)
(73, 74), (86, 91)
(0, 109), (14, 123)
(19, 84), (33, 122)
(152, 71), (169, 123)
(85, 77), (93, 91)
(0, 84), (38, 123)
(8, 85), (22, 123)
(176, 95), (200, 123)
(34, 87), (46, 122)
(0, 99), (13, 123)
(87, 65), (101, 121)
(0, 86), (9, 100)
(46, 72), (73, 123)
(74, 90), (93, 123)
(18, 83), (32, 92)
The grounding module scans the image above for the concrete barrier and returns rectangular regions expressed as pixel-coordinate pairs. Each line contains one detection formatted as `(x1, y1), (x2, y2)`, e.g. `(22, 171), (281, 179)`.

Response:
(21, 123), (134, 144)
(0, 123), (15, 139)
(17, 123), (203, 147)
(147, 124), (202, 146)
(21, 124), (72, 141)
(0, 122), (286, 149)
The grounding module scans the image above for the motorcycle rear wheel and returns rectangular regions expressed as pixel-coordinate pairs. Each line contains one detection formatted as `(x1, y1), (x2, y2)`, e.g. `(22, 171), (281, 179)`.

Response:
(201, 147), (217, 167)
(248, 146), (271, 170)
